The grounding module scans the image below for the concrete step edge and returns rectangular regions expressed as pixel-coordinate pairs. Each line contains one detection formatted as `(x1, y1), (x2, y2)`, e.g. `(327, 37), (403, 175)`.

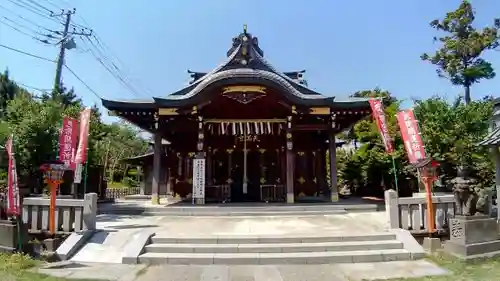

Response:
(150, 233), (397, 244)
(144, 240), (404, 253)
(100, 210), (350, 216)
(137, 249), (413, 265)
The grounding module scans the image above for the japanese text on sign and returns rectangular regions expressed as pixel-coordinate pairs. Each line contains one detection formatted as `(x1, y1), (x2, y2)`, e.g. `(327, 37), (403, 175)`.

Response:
(192, 158), (205, 199)
(369, 99), (394, 153)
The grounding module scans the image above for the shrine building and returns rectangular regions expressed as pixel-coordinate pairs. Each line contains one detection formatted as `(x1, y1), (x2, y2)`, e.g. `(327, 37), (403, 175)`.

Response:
(101, 27), (372, 204)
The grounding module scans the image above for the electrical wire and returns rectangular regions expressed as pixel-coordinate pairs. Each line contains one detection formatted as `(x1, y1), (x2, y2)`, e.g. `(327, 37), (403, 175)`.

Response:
(73, 14), (154, 97)
(0, 43), (55, 62)
(1, 16), (48, 37)
(5, 0), (61, 24)
(24, 0), (53, 14)
(81, 37), (146, 98)
(0, 3), (59, 33)
(0, 17), (57, 44)
(63, 64), (102, 99)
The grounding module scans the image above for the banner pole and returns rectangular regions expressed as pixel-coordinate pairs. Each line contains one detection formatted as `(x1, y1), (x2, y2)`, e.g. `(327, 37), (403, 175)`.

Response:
(12, 135), (22, 251)
(391, 155), (399, 193)
(83, 147), (89, 195)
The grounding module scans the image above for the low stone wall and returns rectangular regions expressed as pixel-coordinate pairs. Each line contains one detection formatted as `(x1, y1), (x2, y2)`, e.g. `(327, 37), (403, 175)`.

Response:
(22, 193), (97, 233)
(385, 190), (455, 234)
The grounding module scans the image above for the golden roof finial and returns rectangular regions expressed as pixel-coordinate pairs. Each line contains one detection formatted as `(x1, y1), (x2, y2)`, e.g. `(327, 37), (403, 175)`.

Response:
(243, 24), (247, 33)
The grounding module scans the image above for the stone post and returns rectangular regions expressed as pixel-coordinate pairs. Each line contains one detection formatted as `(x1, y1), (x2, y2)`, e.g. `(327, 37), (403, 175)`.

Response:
(384, 189), (400, 229)
(83, 193), (97, 231)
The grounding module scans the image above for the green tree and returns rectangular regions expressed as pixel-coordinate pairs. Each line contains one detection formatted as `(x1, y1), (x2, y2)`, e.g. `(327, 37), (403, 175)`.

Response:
(0, 70), (19, 118)
(421, 0), (500, 104)
(413, 96), (493, 187)
(337, 89), (415, 197)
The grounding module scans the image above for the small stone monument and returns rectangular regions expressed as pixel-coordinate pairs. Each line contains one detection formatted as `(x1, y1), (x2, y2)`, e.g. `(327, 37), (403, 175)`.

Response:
(444, 167), (500, 257)
(444, 215), (500, 257)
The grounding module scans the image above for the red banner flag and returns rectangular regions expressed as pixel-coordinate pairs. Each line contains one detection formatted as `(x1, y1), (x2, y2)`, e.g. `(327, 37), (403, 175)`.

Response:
(369, 99), (394, 153)
(396, 109), (426, 164)
(74, 108), (91, 165)
(59, 117), (79, 170)
(5, 135), (20, 216)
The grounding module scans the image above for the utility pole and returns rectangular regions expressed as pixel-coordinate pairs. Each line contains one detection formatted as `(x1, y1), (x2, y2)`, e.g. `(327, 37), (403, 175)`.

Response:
(51, 9), (92, 94)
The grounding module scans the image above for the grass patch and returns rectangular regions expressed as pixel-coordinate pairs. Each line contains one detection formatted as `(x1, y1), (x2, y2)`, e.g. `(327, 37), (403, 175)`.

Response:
(0, 253), (99, 281)
(384, 253), (500, 281)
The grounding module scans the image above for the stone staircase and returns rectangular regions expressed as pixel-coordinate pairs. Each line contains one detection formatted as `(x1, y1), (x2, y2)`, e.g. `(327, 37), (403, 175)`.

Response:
(138, 232), (421, 265)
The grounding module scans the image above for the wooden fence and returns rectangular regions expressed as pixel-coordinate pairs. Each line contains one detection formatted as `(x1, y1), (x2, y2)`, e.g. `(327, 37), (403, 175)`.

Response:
(22, 193), (98, 233)
(105, 186), (140, 199)
(385, 189), (456, 234)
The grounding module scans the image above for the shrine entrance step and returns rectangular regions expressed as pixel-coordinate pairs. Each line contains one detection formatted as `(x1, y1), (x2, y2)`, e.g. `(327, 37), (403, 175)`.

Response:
(97, 202), (380, 217)
(136, 232), (421, 265)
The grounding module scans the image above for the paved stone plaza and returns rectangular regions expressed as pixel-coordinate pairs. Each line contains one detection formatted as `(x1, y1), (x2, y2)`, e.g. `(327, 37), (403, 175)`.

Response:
(37, 260), (448, 280)
(53, 208), (450, 280)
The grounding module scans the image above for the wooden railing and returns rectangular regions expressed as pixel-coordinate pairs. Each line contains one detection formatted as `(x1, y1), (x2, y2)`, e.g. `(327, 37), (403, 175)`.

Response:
(260, 184), (286, 202)
(385, 189), (456, 234)
(22, 193), (98, 233)
(206, 185), (231, 203)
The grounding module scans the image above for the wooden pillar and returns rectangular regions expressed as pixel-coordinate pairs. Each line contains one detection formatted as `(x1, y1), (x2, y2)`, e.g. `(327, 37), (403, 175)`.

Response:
(329, 113), (339, 202)
(207, 147), (213, 185)
(286, 116), (295, 203)
(492, 146), (500, 221)
(151, 131), (162, 205)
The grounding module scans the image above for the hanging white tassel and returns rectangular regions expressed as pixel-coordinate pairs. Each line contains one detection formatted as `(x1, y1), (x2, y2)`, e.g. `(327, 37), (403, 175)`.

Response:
(254, 122), (259, 135)
(232, 122), (236, 135)
(221, 122), (225, 135)
(239, 122), (243, 135)
(260, 122), (264, 134)
(267, 122), (271, 135)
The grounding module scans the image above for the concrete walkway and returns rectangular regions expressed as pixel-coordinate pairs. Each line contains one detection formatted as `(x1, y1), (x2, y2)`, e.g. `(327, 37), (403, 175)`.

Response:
(37, 260), (448, 280)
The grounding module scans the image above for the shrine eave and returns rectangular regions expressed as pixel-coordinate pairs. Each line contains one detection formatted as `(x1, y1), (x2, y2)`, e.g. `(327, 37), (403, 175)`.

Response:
(101, 97), (157, 110)
(478, 127), (500, 146)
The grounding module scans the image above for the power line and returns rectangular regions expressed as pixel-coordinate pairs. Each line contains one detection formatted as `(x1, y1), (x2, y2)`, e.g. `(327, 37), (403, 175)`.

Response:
(72, 14), (154, 96)
(6, 0), (61, 24)
(0, 3), (58, 33)
(25, 0), (53, 14)
(0, 17), (42, 40)
(0, 16), (57, 44)
(0, 43), (55, 62)
(63, 64), (101, 99)
(80, 36), (146, 98)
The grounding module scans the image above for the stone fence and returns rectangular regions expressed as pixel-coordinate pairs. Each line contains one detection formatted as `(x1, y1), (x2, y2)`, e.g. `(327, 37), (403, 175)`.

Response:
(22, 193), (98, 233)
(385, 189), (456, 234)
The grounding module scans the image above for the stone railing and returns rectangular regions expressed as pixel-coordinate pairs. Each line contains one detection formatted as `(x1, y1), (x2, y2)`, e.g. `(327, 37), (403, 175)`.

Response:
(385, 189), (455, 234)
(22, 193), (97, 233)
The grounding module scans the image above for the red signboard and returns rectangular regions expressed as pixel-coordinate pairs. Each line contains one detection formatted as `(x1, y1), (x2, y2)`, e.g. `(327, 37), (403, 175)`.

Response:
(369, 99), (394, 153)
(396, 109), (426, 164)
(5, 135), (20, 216)
(59, 117), (79, 169)
(74, 108), (91, 165)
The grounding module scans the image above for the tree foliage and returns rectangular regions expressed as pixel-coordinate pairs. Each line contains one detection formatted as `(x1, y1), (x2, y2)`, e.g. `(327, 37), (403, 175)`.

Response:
(0, 70), (148, 189)
(413, 96), (493, 187)
(421, 0), (500, 104)
(337, 89), (416, 197)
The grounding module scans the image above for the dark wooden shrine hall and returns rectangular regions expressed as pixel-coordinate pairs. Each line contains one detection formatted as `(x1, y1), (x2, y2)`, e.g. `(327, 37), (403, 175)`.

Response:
(102, 26), (373, 205)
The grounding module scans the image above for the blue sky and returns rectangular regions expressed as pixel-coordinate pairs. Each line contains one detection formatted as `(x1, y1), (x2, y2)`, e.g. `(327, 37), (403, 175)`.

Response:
(1, 0), (499, 124)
